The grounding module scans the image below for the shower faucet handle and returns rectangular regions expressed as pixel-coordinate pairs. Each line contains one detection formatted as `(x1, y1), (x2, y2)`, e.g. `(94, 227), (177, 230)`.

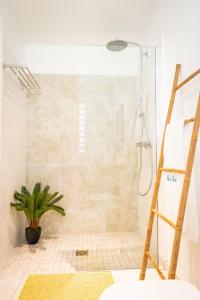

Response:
(136, 141), (152, 148)
(139, 113), (144, 118)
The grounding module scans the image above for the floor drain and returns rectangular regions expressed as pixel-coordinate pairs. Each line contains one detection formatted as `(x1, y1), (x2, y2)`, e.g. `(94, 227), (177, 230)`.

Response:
(75, 250), (88, 256)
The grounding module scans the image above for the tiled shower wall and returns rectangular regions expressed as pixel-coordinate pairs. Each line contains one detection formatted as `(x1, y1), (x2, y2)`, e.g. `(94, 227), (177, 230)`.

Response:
(26, 74), (139, 234)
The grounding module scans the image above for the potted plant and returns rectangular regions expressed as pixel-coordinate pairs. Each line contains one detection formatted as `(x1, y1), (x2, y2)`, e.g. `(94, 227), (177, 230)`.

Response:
(10, 183), (65, 244)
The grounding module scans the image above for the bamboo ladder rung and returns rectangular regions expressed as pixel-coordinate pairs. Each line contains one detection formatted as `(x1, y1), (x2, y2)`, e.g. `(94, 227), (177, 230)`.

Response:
(152, 209), (176, 229)
(145, 251), (166, 280)
(175, 68), (200, 91)
(160, 168), (186, 174)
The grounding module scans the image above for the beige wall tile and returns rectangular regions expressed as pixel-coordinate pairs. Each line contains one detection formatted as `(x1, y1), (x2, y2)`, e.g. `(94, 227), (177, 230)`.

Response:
(27, 131), (59, 164)
(60, 75), (80, 101)
(26, 164), (59, 191)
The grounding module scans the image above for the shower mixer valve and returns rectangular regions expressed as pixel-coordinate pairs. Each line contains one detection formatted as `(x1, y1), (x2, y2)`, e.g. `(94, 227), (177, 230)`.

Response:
(136, 141), (152, 148)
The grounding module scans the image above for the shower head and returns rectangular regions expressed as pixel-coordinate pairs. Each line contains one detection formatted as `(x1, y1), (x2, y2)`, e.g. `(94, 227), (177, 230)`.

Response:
(106, 40), (128, 52)
(106, 39), (140, 51)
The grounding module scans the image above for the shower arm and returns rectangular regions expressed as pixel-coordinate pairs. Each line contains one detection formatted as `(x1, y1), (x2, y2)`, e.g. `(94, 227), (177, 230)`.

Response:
(126, 41), (156, 49)
(126, 41), (141, 47)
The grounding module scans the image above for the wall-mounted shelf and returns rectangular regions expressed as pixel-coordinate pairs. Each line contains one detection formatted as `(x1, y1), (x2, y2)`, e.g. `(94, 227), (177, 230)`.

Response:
(3, 64), (40, 91)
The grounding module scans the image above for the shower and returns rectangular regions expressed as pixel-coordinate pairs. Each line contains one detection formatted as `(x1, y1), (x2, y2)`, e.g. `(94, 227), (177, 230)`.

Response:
(106, 39), (153, 196)
(106, 39), (140, 51)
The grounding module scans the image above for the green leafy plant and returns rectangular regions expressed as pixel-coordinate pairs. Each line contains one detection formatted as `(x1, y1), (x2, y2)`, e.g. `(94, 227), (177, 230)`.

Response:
(10, 183), (65, 229)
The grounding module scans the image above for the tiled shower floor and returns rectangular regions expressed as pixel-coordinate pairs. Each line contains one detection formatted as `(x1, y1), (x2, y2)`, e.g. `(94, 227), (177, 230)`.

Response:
(0, 232), (159, 299)
(1, 232), (144, 274)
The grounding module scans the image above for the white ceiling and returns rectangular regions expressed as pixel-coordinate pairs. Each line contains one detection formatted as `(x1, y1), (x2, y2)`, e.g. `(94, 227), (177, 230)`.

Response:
(5, 0), (157, 45)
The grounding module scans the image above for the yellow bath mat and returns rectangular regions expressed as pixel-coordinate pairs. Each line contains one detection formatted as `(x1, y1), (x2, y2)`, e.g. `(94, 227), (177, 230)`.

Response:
(18, 272), (113, 300)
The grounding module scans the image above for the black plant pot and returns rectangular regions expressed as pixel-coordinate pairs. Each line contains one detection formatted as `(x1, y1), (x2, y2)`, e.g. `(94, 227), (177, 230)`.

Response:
(25, 227), (41, 244)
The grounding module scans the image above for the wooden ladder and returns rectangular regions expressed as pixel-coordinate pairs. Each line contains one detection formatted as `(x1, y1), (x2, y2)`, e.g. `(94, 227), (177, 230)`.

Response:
(139, 64), (200, 280)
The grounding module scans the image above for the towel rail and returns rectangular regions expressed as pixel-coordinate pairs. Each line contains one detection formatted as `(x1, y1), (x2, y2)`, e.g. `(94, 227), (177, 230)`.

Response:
(3, 64), (40, 91)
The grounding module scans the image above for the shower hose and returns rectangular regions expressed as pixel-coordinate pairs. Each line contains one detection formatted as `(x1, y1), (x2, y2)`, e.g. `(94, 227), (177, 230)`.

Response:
(137, 112), (154, 196)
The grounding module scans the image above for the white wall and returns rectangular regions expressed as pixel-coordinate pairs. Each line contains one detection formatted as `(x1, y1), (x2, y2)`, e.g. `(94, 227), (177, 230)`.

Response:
(0, 1), (25, 65)
(0, 70), (26, 260)
(0, 3), (26, 262)
(26, 45), (139, 75)
(140, 0), (200, 287)
(0, 16), (3, 165)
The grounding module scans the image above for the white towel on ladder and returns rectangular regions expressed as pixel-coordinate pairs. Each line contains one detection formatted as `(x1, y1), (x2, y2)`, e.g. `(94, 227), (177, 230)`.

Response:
(184, 123), (199, 242)
(163, 119), (199, 243)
